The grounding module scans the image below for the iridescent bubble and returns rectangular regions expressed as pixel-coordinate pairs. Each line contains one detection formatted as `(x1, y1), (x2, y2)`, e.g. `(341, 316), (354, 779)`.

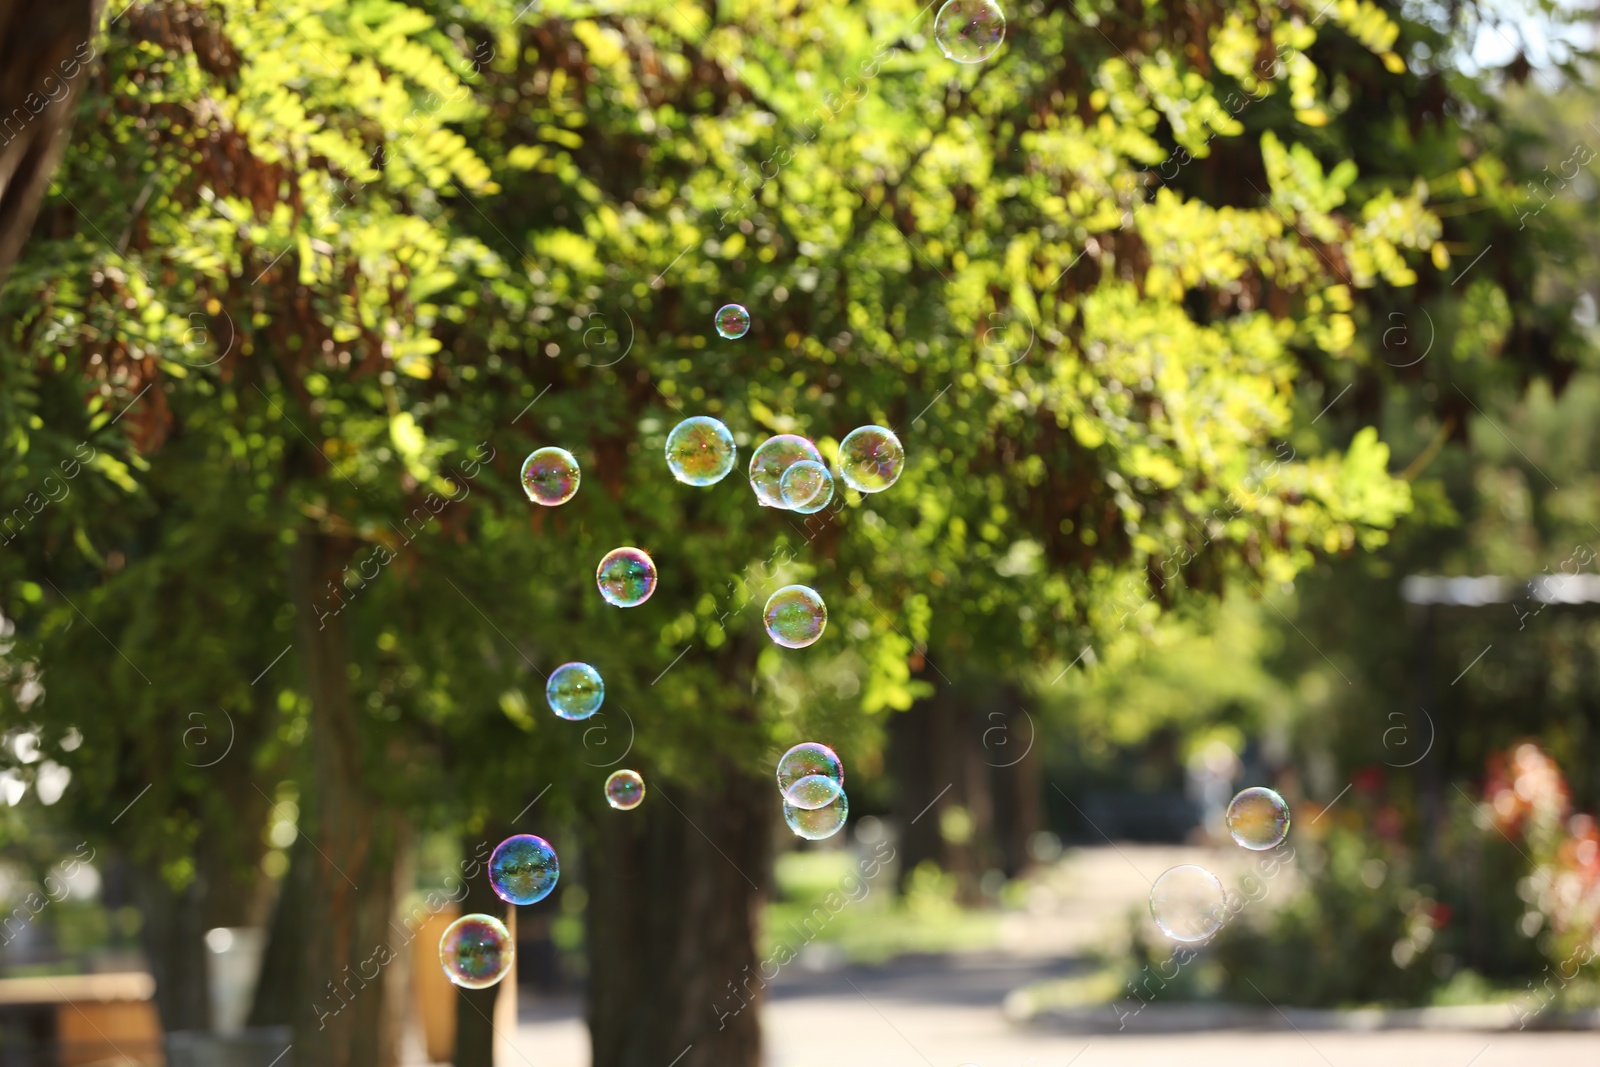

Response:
(748, 435), (824, 508)
(597, 547), (657, 608)
(934, 0), (1007, 64)
(439, 913), (515, 989)
(780, 460), (828, 509)
(764, 585), (827, 648)
(488, 833), (560, 905)
(1226, 786), (1291, 850)
(1149, 864), (1226, 943)
(785, 788), (848, 841)
(716, 303), (751, 339)
(521, 447), (581, 506)
(776, 742), (844, 809)
(547, 662), (604, 721)
(837, 425), (904, 493)
(792, 465), (835, 515)
(665, 416), (737, 486)
(605, 769), (646, 810)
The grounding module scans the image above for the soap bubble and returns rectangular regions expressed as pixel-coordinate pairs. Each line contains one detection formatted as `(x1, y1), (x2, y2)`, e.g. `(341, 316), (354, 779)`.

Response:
(777, 742), (844, 809)
(605, 769), (646, 810)
(792, 466), (835, 515)
(488, 833), (560, 906)
(780, 460), (829, 509)
(665, 416), (737, 486)
(521, 447), (581, 506)
(1149, 864), (1226, 942)
(715, 303), (751, 339)
(837, 425), (904, 493)
(785, 789), (848, 841)
(934, 0), (1006, 63)
(439, 913), (515, 989)
(1226, 786), (1291, 850)
(597, 547), (657, 607)
(764, 585), (827, 648)
(547, 662), (604, 720)
(748, 435), (824, 508)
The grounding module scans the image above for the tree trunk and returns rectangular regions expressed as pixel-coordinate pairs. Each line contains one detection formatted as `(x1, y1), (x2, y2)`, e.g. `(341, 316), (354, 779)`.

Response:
(0, 0), (102, 288)
(454, 828), (510, 1067)
(584, 770), (770, 1067)
(249, 829), (314, 1027)
(290, 533), (407, 1067)
(129, 860), (211, 1032)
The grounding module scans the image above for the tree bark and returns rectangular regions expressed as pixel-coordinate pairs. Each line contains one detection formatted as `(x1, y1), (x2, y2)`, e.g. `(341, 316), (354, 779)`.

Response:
(584, 770), (770, 1067)
(249, 829), (314, 1028)
(289, 533), (407, 1067)
(0, 0), (102, 288)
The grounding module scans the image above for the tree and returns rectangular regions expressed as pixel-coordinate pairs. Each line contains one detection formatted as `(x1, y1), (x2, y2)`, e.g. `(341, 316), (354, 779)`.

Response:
(0, 0), (1537, 1065)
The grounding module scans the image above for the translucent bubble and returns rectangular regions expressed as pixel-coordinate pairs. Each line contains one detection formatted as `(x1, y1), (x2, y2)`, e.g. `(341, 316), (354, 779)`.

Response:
(547, 662), (604, 720)
(605, 769), (646, 810)
(1226, 786), (1291, 850)
(764, 585), (827, 648)
(777, 742), (844, 808)
(780, 460), (828, 509)
(1149, 864), (1226, 943)
(785, 788), (848, 841)
(665, 416), (737, 486)
(934, 0), (1007, 63)
(488, 833), (560, 905)
(521, 447), (581, 506)
(789, 774), (844, 809)
(439, 913), (515, 989)
(792, 466), (835, 515)
(837, 425), (904, 493)
(597, 547), (657, 608)
(715, 303), (751, 339)
(748, 435), (824, 508)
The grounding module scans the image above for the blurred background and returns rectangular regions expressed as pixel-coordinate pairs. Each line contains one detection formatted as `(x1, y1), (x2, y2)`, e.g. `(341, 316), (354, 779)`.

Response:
(0, 0), (1598, 1065)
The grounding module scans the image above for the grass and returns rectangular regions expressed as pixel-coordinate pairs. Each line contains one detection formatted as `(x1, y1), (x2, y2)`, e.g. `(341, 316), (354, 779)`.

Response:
(762, 849), (998, 964)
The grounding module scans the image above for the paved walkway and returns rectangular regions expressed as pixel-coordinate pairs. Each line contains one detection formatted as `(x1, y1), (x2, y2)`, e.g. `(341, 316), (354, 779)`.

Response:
(487, 845), (1596, 1067)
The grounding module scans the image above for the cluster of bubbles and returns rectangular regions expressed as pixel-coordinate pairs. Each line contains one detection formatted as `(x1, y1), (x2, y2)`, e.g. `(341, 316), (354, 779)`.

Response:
(468, 302), (905, 985)
(934, 0), (1007, 64)
(438, 833), (561, 989)
(1147, 786), (1292, 943)
(776, 742), (848, 841)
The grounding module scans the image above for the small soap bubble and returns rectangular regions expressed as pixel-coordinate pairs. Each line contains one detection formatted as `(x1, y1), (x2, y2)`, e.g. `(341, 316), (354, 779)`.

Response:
(780, 460), (828, 509)
(488, 834), (560, 906)
(776, 742), (844, 809)
(1149, 864), (1226, 943)
(764, 585), (827, 648)
(934, 0), (1007, 63)
(716, 303), (751, 339)
(792, 466), (835, 515)
(748, 435), (825, 508)
(547, 662), (604, 720)
(439, 913), (515, 989)
(665, 416), (737, 486)
(597, 547), (657, 607)
(1226, 786), (1291, 850)
(521, 447), (581, 506)
(605, 769), (646, 810)
(838, 425), (904, 493)
(785, 789), (848, 841)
